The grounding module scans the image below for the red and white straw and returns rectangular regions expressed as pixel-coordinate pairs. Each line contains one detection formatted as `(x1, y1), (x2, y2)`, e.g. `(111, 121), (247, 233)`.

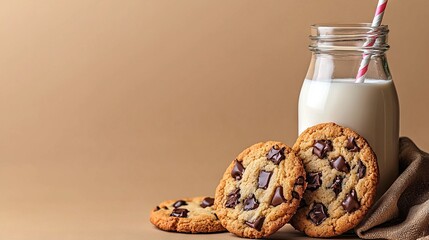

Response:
(355, 0), (389, 83)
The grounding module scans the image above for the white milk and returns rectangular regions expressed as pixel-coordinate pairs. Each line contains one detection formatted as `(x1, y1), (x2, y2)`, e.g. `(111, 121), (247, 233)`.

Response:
(298, 79), (399, 197)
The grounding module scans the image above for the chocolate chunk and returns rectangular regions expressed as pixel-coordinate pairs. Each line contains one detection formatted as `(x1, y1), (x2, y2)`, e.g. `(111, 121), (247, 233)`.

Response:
(271, 186), (286, 206)
(267, 145), (286, 164)
(258, 170), (272, 189)
(200, 197), (214, 208)
(245, 216), (265, 231)
(342, 189), (360, 213)
(163, 206), (169, 210)
(154, 206), (160, 211)
(292, 191), (300, 199)
(358, 160), (366, 179)
(307, 203), (328, 226)
(313, 140), (333, 158)
(231, 160), (245, 180)
(172, 200), (188, 208)
(170, 208), (189, 217)
(346, 137), (360, 152)
(295, 176), (305, 186)
(330, 176), (343, 196)
(306, 172), (322, 191)
(243, 194), (259, 211)
(299, 199), (307, 209)
(330, 156), (350, 173)
(225, 188), (241, 208)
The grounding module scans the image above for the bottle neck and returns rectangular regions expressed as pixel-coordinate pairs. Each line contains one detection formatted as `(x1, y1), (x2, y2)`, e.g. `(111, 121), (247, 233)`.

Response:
(306, 52), (391, 81)
(307, 24), (391, 81)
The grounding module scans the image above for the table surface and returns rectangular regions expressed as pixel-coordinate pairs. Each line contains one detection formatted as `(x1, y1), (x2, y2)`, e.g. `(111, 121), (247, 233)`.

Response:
(0, 200), (360, 240)
(143, 224), (360, 240)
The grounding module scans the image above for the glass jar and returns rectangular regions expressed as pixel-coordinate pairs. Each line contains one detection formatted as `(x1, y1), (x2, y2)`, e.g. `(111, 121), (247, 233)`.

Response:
(298, 24), (399, 197)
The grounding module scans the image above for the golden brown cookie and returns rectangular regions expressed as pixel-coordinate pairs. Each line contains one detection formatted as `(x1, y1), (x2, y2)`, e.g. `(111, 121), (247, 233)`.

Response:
(290, 122), (378, 237)
(150, 196), (226, 233)
(214, 141), (306, 238)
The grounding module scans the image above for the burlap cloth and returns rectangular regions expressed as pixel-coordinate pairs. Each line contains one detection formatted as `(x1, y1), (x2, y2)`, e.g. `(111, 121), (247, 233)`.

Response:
(355, 137), (429, 240)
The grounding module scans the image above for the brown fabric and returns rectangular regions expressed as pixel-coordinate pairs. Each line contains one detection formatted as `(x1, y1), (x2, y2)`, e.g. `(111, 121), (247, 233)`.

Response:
(356, 137), (429, 240)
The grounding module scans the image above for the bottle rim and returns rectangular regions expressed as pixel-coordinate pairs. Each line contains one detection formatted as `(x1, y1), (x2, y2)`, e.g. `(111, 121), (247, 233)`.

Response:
(309, 23), (389, 53)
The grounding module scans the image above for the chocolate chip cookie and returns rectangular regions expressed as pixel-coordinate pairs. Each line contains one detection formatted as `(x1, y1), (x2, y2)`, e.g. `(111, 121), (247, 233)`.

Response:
(290, 123), (378, 237)
(150, 196), (226, 233)
(214, 141), (306, 238)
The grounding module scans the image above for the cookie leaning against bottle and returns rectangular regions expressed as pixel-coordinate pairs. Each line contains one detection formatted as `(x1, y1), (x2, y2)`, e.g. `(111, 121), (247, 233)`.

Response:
(290, 122), (378, 238)
(214, 141), (306, 238)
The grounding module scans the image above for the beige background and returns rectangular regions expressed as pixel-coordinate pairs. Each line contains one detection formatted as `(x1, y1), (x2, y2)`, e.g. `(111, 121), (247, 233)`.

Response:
(1, 1), (428, 239)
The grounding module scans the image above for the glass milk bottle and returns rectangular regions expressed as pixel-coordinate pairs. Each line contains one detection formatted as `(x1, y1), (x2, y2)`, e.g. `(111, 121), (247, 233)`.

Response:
(298, 24), (399, 197)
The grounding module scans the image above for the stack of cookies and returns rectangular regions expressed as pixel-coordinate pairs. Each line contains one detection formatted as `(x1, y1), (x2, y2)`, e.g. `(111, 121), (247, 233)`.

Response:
(150, 122), (378, 238)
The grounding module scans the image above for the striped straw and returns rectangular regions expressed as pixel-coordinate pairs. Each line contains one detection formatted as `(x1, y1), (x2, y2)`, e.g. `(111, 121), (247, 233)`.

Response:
(355, 0), (389, 83)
